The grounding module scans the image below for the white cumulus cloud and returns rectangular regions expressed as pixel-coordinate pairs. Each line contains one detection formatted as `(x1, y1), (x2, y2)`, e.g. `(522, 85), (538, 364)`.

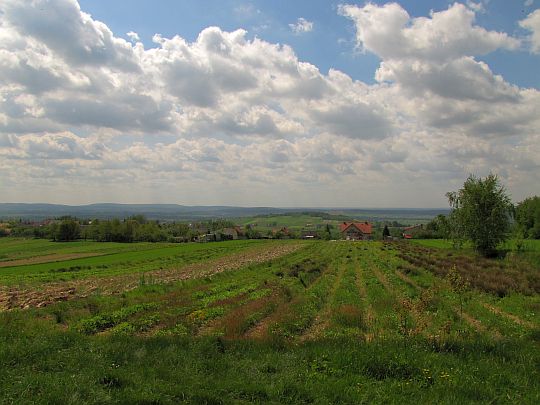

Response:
(0, 0), (538, 206)
(289, 18), (314, 34)
(520, 9), (540, 53)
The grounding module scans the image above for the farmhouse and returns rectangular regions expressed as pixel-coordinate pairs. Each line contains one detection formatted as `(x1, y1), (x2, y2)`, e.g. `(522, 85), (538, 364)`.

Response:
(272, 227), (291, 239)
(402, 224), (423, 239)
(340, 222), (372, 241)
(222, 226), (245, 240)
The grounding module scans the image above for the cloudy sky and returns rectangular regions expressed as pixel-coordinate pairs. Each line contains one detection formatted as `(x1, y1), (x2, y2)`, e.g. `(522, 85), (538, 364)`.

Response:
(1, 0), (539, 207)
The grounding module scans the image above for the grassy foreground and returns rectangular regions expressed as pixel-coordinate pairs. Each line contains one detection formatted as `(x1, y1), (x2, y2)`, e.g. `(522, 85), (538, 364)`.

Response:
(0, 238), (539, 404)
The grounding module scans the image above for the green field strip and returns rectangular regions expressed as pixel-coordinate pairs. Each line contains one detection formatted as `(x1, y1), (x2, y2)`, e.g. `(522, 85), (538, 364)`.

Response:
(300, 255), (350, 341)
(239, 245), (331, 339)
(151, 242), (324, 338)
(463, 298), (533, 338)
(431, 289), (491, 338)
(389, 250), (469, 338)
(485, 293), (540, 327)
(149, 276), (266, 336)
(321, 255), (367, 339)
(358, 250), (401, 339)
(263, 244), (342, 340)
(480, 302), (537, 330)
(75, 303), (160, 335)
(353, 250), (375, 341)
(0, 239), (166, 262)
(370, 244), (460, 338)
(393, 243), (539, 339)
(188, 284), (272, 336)
(200, 290), (280, 338)
(0, 240), (264, 285)
(371, 255), (419, 299)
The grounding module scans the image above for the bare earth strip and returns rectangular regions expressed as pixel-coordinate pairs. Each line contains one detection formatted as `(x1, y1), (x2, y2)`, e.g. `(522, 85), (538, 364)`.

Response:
(0, 253), (105, 268)
(0, 243), (303, 311)
(481, 302), (536, 329)
(459, 310), (503, 340)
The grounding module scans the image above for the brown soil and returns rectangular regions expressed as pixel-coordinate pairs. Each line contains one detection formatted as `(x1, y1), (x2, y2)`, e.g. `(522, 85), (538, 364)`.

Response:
(0, 253), (105, 268)
(460, 311), (487, 333)
(0, 243), (303, 311)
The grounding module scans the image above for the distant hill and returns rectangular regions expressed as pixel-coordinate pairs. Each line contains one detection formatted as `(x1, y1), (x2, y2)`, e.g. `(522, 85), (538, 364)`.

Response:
(0, 203), (449, 222)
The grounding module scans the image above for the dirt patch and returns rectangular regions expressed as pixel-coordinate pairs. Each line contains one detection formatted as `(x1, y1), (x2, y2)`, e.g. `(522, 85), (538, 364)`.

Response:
(0, 253), (105, 268)
(0, 243), (303, 311)
(460, 311), (487, 333)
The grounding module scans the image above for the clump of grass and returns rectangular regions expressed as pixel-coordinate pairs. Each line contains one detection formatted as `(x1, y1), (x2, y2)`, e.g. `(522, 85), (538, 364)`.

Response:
(155, 323), (189, 337)
(333, 305), (366, 329)
(49, 265), (91, 273)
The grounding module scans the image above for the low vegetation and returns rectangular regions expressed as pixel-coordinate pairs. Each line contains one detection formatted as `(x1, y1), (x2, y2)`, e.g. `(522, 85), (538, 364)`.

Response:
(0, 237), (538, 403)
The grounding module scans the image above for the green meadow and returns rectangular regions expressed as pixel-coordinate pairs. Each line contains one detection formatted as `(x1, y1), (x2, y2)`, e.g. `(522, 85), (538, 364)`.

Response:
(0, 238), (539, 403)
(0, 238), (266, 285)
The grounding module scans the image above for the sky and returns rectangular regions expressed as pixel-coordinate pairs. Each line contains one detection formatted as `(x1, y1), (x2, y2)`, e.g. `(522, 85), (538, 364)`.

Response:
(0, 0), (539, 208)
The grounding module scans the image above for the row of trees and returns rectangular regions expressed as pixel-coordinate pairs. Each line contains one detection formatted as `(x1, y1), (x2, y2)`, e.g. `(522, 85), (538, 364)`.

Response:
(6, 217), (238, 243)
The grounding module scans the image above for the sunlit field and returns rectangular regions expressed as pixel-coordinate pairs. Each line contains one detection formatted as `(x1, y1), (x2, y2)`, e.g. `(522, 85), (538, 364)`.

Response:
(0, 238), (538, 403)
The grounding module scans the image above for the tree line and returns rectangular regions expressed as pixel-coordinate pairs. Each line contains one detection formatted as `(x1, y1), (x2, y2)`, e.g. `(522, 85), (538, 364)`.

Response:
(5, 217), (237, 243)
(2, 174), (538, 255)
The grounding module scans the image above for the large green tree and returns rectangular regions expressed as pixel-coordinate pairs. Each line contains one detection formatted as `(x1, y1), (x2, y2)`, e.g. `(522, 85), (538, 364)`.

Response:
(446, 174), (512, 256)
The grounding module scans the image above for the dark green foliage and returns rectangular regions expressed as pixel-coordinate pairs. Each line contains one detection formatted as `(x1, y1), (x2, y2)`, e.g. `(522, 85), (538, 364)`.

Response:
(447, 174), (512, 256)
(55, 219), (81, 241)
(424, 214), (450, 239)
(516, 196), (540, 239)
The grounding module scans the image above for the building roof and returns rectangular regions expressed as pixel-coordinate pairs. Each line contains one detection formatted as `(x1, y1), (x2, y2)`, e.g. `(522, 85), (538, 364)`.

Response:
(402, 224), (423, 231)
(340, 222), (372, 234)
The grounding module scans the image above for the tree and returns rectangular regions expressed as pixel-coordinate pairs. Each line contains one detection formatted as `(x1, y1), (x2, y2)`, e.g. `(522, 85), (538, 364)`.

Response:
(382, 225), (390, 239)
(56, 219), (80, 242)
(515, 196), (540, 239)
(446, 174), (512, 256)
(425, 214), (451, 239)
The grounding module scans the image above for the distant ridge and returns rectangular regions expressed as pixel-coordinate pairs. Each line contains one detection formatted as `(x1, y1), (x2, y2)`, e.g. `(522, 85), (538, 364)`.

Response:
(0, 203), (449, 221)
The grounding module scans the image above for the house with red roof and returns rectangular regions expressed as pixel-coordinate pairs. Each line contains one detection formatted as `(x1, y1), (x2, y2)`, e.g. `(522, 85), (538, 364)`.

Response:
(402, 224), (423, 239)
(340, 222), (372, 241)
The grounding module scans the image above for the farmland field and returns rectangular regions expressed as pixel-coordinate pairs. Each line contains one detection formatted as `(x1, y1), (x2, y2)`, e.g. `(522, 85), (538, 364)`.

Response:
(0, 238), (539, 404)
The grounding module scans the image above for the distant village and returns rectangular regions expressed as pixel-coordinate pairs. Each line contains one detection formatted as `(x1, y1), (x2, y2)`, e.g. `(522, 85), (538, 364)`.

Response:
(0, 216), (432, 243)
